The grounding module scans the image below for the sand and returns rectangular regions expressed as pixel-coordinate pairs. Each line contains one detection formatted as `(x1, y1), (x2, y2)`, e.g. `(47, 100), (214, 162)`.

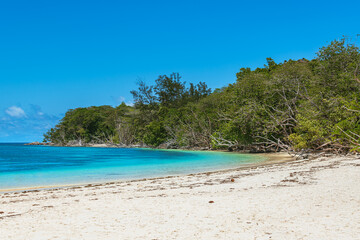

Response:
(1, 154), (360, 240)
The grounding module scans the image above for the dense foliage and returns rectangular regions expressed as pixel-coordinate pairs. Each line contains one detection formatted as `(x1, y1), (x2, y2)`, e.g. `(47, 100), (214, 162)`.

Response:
(44, 39), (360, 153)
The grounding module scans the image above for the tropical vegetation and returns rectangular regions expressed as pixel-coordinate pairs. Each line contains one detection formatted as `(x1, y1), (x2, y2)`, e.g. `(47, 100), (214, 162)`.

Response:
(44, 39), (360, 154)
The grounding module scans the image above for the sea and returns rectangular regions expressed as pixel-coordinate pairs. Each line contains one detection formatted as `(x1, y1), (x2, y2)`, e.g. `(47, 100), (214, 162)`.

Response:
(0, 143), (266, 190)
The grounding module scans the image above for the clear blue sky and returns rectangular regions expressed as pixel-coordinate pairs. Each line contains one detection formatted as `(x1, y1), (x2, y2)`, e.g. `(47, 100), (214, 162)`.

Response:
(0, 0), (359, 142)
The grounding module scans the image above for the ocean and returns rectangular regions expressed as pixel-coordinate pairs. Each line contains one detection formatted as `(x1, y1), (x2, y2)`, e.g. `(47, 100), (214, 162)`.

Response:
(0, 143), (266, 190)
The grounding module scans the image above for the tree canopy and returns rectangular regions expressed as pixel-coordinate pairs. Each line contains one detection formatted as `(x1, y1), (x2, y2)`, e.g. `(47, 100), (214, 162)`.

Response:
(44, 39), (360, 154)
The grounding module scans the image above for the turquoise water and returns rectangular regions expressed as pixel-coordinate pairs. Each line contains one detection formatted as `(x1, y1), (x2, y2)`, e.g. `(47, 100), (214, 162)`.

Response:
(0, 143), (266, 190)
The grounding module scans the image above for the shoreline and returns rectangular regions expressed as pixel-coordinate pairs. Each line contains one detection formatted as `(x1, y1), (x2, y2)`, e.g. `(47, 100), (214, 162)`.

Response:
(1, 154), (359, 239)
(26, 141), (289, 154)
(0, 152), (293, 193)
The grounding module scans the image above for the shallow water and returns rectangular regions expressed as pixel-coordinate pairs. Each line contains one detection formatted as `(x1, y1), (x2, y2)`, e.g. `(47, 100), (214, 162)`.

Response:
(0, 143), (266, 190)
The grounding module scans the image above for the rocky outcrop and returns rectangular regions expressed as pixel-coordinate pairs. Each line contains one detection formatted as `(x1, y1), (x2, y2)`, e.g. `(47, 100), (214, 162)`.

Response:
(25, 142), (53, 146)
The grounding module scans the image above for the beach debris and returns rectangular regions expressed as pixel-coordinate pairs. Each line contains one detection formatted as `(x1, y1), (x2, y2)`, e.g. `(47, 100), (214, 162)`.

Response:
(0, 211), (4, 214)
(209, 200), (214, 203)
(230, 178), (235, 182)
(43, 205), (54, 209)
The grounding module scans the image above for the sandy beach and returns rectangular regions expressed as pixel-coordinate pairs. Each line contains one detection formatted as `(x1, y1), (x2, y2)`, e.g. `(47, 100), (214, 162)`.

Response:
(1, 154), (360, 240)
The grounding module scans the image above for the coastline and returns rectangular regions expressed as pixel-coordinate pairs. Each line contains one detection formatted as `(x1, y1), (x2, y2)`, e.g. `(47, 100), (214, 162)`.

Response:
(1, 154), (359, 239)
(26, 141), (282, 153)
(0, 152), (292, 193)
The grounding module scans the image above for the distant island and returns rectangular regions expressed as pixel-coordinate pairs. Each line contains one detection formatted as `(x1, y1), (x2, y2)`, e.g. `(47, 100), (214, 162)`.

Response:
(43, 39), (360, 155)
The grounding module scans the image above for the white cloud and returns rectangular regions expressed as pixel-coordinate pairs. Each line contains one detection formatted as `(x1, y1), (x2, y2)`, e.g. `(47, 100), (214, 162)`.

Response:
(126, 101), (134, 107)
(5, 106), (27, 118)
(111, 96), (127, 106)
(0, 104), (62, 142)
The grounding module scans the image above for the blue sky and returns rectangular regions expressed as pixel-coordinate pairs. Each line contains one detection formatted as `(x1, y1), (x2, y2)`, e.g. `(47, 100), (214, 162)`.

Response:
(0, 0), (359, 142)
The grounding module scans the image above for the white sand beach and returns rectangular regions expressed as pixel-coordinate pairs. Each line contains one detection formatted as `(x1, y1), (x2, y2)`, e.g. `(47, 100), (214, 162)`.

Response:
(1, 154), (360, 240)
